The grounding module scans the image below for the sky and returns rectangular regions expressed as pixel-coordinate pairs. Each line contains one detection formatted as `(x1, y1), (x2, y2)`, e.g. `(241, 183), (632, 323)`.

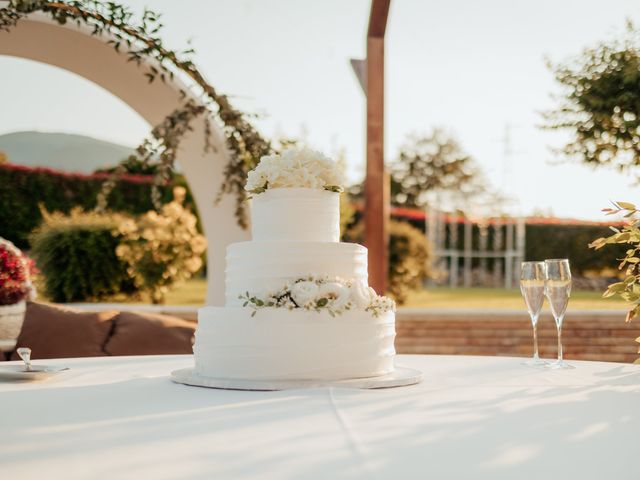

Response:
(1, 0), (640, 219)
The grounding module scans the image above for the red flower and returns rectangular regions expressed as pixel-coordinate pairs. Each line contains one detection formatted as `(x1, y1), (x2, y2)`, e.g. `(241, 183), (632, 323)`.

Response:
(0, 239), (35, 306)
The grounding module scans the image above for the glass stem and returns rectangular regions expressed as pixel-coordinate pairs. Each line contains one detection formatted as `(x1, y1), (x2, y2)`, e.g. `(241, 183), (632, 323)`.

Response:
(557, 318), (563, 362)
(532, 317), (539, 359)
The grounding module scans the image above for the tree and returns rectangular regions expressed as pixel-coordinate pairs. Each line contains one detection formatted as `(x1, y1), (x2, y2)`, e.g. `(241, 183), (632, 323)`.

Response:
(0, 151), (8, 164)
(390, 129), (484, 208)
(544, 21), (640, 174)
(95, 156), (160, 175)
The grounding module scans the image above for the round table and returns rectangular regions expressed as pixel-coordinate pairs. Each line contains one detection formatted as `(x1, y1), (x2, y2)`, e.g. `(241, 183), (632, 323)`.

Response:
(1, 354), (638, 479)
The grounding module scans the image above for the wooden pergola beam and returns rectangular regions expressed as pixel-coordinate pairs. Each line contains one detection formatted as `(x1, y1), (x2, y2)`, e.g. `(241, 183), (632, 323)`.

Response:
(368, 0), (390, 38)
(365, 0), (390, 294)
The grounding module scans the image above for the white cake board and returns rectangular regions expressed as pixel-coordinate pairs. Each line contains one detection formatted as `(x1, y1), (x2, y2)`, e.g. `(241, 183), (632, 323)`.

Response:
(170, 366), (422, 391)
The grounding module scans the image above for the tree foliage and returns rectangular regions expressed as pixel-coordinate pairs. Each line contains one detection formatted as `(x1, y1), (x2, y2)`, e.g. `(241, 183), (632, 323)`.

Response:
(390, 129), (484, 208)
(115, 187), (206, 304)
(343, 220), (431, 304)
(545, 21), (640, 174)
(95, 156), (161, 176)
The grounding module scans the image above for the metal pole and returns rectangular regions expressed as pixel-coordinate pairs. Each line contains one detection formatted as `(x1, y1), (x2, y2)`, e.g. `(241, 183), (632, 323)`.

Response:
(426, 204), (440, 287)
(493, 218), (504, 287)
(516, 216), (526, 265)
(463, 217), (472, 287)
(437, 208), (446, 278)
(449, 218), (459, 288)
(505, 221), (514, 289)
(479, 223), (488, 286)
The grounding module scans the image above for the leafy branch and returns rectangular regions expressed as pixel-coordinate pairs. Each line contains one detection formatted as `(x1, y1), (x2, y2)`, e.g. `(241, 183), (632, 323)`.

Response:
(1, 0), (272, 227)
(589, 201), (640, 322)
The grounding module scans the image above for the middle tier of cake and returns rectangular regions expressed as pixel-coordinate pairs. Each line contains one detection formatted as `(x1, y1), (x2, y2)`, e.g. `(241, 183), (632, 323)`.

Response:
(225, 241), (368, 306)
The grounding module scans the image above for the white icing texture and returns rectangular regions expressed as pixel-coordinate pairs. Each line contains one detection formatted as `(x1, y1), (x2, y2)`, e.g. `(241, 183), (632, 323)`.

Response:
(225, 241), (368, 306)
(194, 307), (396, 381)
(251, 188), (340, 243)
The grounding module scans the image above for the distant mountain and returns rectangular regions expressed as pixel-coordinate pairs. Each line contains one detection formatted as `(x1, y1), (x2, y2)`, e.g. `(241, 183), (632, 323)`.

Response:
(0, 131), (134, 173)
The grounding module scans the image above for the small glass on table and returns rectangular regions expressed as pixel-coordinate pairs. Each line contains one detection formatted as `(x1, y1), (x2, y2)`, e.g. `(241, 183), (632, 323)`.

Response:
(520, 261), (547, 366)
(545, 258), (574, 369)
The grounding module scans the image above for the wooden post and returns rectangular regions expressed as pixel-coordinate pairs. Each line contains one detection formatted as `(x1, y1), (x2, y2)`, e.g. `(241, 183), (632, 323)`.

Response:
(365, 0), (390, 294)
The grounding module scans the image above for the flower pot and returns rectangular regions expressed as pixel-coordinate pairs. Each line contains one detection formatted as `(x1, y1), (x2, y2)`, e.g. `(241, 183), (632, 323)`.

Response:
(0, 301), (26, 342)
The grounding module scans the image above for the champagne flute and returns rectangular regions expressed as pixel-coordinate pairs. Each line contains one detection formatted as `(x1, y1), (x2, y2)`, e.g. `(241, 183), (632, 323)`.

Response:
(545, 259), (574, 369)
(520, 262), (547, 366)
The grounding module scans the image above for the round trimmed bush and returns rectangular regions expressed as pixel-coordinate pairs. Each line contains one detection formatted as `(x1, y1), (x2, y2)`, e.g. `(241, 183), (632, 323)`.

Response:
(30, 210), (135, 302)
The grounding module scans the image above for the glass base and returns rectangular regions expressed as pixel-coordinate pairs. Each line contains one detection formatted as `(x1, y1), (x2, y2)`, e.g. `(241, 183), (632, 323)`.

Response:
(522, 357), (548, 367)
(547, 359), (575, 370)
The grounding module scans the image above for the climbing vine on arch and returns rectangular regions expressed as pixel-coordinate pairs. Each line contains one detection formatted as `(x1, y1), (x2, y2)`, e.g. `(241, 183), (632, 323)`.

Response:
(0, 0), (272, 228)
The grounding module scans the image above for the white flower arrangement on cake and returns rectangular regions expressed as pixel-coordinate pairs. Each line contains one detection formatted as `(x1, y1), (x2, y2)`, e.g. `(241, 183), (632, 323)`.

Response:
(245, 147), (344, 194)
(238, 276), (395, 318)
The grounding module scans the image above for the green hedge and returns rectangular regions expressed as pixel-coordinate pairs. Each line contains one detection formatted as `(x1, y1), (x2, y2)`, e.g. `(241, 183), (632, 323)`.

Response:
(525, 223), (626, 275)
(387, 221), (431, 303)
(30, 212), (135, 303)
(343, 220), (431, 304)
(0, 164), (190, 249)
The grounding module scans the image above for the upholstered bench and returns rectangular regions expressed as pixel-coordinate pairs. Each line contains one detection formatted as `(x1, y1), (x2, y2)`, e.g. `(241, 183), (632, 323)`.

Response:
(6, 302), (195, 360)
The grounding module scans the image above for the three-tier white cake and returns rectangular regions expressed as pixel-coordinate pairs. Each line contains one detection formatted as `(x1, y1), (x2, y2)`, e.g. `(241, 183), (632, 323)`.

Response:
(193, 148), (396, 381)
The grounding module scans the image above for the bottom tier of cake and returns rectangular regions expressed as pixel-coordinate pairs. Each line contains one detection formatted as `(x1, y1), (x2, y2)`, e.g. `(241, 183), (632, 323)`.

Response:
(193, 307), (396, 381)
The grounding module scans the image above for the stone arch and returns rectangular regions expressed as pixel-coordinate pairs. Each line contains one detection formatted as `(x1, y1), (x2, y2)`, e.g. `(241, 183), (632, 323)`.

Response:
(0, 13), (249, 305)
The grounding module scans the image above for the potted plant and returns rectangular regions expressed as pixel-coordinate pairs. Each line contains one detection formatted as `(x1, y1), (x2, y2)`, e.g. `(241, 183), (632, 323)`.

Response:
(0, 238), (36, 344)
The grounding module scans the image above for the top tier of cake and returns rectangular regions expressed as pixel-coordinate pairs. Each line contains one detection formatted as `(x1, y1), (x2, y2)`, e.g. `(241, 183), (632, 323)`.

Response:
(250, 188), (340, 243)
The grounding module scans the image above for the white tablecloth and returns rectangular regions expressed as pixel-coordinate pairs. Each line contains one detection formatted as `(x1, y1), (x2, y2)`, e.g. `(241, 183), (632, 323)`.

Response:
(1, 354), (638, 480)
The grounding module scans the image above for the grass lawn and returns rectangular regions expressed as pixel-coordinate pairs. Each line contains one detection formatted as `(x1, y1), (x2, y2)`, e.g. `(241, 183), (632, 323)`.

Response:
(163, 277), (208, 305)
(404, 287), (628, 310)
(148, 278), (629, 311)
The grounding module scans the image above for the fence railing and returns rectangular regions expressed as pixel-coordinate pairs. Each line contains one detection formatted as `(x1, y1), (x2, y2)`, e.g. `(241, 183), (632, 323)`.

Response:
(426, 207), (525, 288)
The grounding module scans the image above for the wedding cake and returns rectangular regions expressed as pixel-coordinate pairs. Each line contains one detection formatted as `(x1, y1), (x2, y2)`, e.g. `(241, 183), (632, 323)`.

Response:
(193, 148), (396, 381)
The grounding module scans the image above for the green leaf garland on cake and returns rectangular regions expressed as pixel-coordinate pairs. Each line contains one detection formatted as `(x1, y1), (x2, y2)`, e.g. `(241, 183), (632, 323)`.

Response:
(238, 276), (395, 318)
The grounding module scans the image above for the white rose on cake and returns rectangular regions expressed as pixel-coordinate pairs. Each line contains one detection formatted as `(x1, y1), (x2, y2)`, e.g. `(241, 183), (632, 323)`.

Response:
(318, 282), (351, 309)
(245, 166), (270, 193)
(350, 280), (376, 308)
(290, 280), (319, 307)
(245, 147), (344, 193)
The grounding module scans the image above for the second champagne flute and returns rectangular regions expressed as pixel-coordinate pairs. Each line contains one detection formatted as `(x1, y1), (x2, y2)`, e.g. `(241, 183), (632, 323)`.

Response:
(520, 261), (547, 366)
(545, 258), (574, 369)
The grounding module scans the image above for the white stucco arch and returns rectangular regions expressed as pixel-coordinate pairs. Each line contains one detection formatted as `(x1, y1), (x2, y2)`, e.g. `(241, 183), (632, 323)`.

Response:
(0, 13), (249, 305)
